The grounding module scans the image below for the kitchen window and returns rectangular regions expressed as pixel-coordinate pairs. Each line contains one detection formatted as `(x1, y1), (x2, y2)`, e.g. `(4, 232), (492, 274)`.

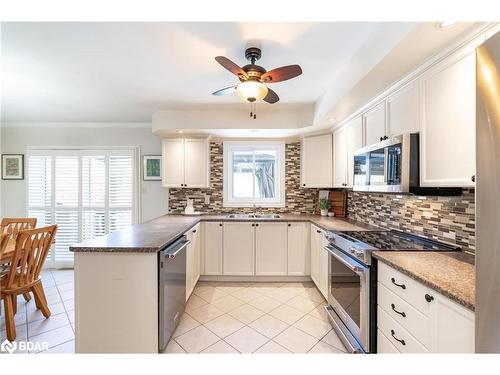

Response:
(27, 148), (139, 267)
(223, 141), (285, 207)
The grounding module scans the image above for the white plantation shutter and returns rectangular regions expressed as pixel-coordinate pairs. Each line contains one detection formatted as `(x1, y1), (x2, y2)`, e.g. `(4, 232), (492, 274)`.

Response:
(27, 149), (138, 267)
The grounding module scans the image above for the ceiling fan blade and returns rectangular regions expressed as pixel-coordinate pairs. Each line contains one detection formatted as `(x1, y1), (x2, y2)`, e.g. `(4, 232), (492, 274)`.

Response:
(212, 86), (237, 96)
(263, 88), (279, 104)
(215, 56), (248, 79)
(261, 64), (302, 83)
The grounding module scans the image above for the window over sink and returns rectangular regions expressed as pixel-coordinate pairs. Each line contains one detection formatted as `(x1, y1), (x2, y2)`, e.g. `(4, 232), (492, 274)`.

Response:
(223, 141), (285, 207)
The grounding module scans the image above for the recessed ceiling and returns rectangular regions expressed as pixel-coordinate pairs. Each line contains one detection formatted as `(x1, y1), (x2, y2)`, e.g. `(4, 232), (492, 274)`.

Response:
(1, 22), (415, 123)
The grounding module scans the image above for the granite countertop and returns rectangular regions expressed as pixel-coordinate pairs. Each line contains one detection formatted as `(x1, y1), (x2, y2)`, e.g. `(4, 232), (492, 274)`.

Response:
(373, 251), (475, 311)
(70, 213), (379, 253)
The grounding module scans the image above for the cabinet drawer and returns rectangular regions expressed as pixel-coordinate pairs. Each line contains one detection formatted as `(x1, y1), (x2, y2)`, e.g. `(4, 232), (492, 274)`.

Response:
(378, 282), (430, 348)
(378, 262), (431, 315)
(378, 306), (428, 353)
(377, 329), (400, 353)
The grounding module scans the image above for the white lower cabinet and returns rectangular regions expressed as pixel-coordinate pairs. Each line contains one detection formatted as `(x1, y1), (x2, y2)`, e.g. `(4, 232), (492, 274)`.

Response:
(310, 224), (328, 299)
(185, 223), (201, 300)
(377, 261), (475, 353)
(201, 222), (223, 275)
(255, 222), (288, 276)
(223, 222), (255, 276)
(287, 222), (310, 276)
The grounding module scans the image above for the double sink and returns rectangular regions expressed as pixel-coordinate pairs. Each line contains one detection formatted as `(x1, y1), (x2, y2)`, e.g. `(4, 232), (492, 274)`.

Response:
(225, 213), (282, 219)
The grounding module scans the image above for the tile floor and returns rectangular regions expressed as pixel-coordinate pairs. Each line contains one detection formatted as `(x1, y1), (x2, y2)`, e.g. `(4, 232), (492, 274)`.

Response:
(1, 272), (348, 354)
(163, 281), (347, 354)
(0, 269), (75, 354)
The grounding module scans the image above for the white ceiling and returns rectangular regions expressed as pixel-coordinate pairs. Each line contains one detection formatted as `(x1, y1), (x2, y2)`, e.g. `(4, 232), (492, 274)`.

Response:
(1, 22), (415, 123)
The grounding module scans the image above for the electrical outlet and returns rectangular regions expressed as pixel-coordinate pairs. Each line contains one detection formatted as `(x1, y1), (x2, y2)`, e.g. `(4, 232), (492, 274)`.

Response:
(204, 195), (210, 204)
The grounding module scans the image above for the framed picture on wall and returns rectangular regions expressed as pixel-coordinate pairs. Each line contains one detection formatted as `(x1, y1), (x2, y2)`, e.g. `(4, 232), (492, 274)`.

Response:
(1, 154), (24, 180)
(143, 155), (162, 181)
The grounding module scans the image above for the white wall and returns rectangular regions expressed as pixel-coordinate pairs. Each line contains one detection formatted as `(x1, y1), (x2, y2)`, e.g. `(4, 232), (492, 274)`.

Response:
(0, 124), (168, 222)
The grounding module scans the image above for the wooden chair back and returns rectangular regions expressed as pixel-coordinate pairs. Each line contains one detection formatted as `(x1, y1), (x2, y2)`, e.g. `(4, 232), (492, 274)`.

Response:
(2, 225), (57, 291)
(1, 218), (37, 240)
(0, 233), (9, 260)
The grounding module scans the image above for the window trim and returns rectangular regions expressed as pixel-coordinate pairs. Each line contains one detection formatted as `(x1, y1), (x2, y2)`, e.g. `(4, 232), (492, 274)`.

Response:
(223, 141), (285, 208)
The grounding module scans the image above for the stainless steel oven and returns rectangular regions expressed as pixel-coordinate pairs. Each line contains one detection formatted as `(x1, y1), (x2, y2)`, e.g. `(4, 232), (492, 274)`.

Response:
(324, 243), (370, 353)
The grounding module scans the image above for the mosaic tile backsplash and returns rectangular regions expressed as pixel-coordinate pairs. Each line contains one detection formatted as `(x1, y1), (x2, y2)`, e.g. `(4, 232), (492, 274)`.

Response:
(347, 190), (476, 253)
(168, 141), (476, 253)
(168, 142), (320, 215)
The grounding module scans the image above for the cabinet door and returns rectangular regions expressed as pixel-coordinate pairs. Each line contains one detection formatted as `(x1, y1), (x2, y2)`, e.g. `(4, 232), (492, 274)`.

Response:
(430, 292), (475, 353)
(310, 225), (321, 285)
(202, 222), (223, 275)
(333, 126), (348, 188)
(184, 138), (209, 188)
(318, 232), (329, 300)
(346, 116), (364, 188)
(162, 138), (185, 188)
(185, 230), (194, 301)
(386, 81), (419, 137)
(287, 222), (310, 276)
(363, 102), (386, 146)
(255, 222), (287, 276)
(419, 51), (476, 187)
(190, 224), (201, 285)
(301, 134), (333, 188)
(223, 222), (255, 276)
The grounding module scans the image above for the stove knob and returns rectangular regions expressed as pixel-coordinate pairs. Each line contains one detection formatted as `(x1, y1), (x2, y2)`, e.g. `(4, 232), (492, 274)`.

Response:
(349, 247), (357, 254)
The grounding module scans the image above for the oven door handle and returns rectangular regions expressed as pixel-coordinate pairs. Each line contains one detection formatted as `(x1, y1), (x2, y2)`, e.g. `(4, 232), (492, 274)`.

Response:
(324, 246), (366, 277)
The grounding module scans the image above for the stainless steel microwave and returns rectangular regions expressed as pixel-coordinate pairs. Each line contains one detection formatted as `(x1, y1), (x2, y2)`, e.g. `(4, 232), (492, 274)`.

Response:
(352, 133), (460, 195)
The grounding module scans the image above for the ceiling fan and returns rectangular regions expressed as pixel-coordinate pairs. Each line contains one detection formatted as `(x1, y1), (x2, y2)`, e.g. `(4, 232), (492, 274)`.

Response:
(212, 47), (302, 118)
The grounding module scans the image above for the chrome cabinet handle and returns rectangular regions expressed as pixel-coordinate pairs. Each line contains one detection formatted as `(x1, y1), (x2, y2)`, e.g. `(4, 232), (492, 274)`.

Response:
(391, 277), (406, 290)
(391, 303), (406, 318)
(390, 329), (406, 346)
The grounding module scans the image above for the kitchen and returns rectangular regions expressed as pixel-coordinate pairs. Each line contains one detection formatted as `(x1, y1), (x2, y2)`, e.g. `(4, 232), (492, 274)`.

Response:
(0, 7), (499, 370)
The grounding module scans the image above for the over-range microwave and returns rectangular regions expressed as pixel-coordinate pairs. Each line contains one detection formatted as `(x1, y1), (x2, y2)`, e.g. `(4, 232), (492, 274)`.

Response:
(352, 133), (461, 195)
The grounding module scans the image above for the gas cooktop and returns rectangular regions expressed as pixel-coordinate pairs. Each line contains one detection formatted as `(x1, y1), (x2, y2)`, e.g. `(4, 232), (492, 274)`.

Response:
(336, 230), (460, 251)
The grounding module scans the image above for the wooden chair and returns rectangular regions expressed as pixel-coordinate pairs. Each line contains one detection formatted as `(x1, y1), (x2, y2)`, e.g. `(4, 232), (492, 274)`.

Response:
(0, 233), (9, 276)
(0, 225), (57, 341)
(1, 218), (38, 302)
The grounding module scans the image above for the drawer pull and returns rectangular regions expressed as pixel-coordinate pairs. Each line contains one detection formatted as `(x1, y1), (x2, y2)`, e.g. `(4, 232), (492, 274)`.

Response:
(425, 294), (434, 303)
(391, 303), (406, 318)
(391, 277), (406, 290)
(390, 329), (406, 346)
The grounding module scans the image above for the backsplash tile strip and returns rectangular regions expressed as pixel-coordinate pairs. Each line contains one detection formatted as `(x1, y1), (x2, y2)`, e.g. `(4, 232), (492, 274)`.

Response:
(347, 190), (475, 253)
(168, 142), (320, 215)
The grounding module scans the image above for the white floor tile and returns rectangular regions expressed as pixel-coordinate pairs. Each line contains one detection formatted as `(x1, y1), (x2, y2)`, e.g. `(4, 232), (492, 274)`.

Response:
(293, 314), (332, 339)
(162, 339), (186, 354)
(285, 295), (321, 313)
(210, 294), (245, 313)
(321, 330), (347, 352)
(249, 314), (289, 339)
(204, 314), (245, 338)
(185, 294), (208, 313)
(230, 288), (262, 302)
(267, 288), (297, 303)
(26, 302), (66, 323)
(268, 304), (306, 325)
(308, 305), (330, 322)
(28, 324), (75, 353)
(248, 295), (282, 313)
(172, 313), (200, 338)
(175, 325), (219, 353)
(308, 341), (344, 353)
(224, 326), (269, 353)
(228, 304), (265, 324)
(41, 340), (75, 354)
(273, 326), (319, 353)
(188, 304), (224, 324)
(201, 340), (239, 354)
(28, 313), (71, 338)
(254, 340), (292, 354)
(196, 288), (229, 303)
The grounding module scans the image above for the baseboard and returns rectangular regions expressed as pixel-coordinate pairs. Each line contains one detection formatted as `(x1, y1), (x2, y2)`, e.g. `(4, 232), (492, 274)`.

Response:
(199, 275), (313, 282)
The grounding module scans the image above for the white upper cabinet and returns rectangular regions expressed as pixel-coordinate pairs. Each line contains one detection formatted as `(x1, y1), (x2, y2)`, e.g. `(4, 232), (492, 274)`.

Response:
(333, 125), (348, 188)
(301, 133), (333, 188)
(346, 116), (364, 187)
(386, 81), (420, 137)
(363, 102), (386, 146)
(161, 138), (209, 188)
(419, 50), (476, 187)
(184, 139), (209, 188)
(162, 138), (185, 188)
(255, 222), (288, 276)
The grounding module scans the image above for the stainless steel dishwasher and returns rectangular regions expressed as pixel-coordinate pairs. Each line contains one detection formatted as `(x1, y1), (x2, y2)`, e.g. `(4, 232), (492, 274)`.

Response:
(158, 235), (190, 351)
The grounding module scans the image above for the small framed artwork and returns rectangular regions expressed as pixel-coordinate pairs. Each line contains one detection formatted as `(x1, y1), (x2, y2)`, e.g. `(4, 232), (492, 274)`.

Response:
(143, 155), (162, 181)
(1, 154), (24, 180)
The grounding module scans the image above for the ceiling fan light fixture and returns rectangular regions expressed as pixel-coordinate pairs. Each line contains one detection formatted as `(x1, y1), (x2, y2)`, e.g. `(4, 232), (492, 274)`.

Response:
(237, 81), (268, 102)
